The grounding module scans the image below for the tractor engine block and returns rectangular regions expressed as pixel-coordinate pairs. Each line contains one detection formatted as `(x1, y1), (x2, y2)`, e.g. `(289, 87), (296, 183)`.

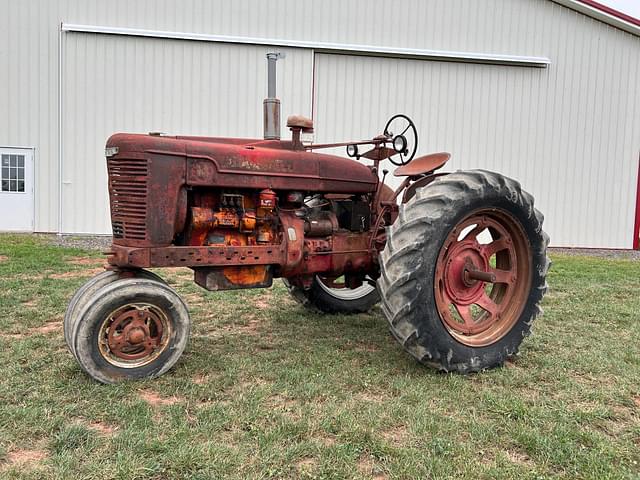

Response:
(177, 189), (374, 291)
(186, 189), (279, 291)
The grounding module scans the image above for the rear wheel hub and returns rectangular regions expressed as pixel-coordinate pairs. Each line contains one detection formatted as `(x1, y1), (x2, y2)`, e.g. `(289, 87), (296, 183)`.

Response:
(443, 242), (487, 303)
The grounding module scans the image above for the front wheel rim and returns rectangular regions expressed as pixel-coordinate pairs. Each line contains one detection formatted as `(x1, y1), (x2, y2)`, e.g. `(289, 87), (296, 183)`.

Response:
(434, 208), (532, 347)
(315, 275), (376, 301)
(98, 303), (172, 368)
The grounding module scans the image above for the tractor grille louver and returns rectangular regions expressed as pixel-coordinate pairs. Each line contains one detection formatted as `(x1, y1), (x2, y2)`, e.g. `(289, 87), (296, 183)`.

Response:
(107, 157), (148, 240)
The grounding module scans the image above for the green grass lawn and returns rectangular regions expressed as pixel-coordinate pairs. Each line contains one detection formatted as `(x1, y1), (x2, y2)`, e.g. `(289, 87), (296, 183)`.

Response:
(0, 234), (638, 479)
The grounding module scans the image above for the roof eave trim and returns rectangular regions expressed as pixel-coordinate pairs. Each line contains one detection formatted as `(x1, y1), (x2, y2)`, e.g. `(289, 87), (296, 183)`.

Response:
(551, 0), (640, 37)
(61, 23), (550, 68)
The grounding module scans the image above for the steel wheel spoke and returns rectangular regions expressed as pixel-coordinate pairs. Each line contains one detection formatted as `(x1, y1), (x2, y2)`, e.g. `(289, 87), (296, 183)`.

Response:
(464, 223), (486, 241)
(454, 304), (474, 327)
(476, 293), (498, 316)
(482, 237), (510, 256)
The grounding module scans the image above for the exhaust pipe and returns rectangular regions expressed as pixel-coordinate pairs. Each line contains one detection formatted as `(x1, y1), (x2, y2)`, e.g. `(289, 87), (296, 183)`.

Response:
(263, 52), (284, 140)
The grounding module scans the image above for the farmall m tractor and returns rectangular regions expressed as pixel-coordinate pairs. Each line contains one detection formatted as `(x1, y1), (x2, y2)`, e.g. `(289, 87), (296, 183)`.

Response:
(64, 54), (549, 384)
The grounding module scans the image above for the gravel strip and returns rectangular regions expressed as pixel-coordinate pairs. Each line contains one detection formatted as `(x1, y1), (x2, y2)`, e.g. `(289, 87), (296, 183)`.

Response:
(549, 247), (640, 260)
(39, 234), (113, 252)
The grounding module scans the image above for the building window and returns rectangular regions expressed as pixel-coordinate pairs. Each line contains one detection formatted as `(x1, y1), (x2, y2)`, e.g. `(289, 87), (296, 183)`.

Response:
(1, 154), (25, 192)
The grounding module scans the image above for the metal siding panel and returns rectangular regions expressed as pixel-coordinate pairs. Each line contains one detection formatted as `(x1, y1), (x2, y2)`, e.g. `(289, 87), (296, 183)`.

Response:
(0, 0), (638, 246)
(313, 33), (640, 248)
(61, 33), (312, 233)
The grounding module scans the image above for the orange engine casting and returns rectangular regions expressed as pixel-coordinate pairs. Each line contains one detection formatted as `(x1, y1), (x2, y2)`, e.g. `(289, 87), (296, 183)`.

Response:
(187, 189), (278, 290)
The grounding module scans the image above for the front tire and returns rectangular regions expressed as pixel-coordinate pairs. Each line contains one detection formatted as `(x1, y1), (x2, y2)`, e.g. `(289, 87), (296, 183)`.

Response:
(64, 269), (164, 358)
(378, 170), (549, 373)
(72, 277), (190, 384)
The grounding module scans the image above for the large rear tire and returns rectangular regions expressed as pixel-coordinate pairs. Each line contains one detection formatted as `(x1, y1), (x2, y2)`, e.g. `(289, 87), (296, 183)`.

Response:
(378, 170), (549, 373)
(284, 276), (379, 314)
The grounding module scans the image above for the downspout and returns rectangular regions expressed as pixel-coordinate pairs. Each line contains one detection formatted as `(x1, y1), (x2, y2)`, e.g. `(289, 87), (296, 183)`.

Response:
(57, 22), (64, 235)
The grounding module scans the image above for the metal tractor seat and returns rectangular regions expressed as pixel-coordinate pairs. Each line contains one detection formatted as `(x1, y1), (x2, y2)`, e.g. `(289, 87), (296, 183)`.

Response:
(393, 152), (451, 177)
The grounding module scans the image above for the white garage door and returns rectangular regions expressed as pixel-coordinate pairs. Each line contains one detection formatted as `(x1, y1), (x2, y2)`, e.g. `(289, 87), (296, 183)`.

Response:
(62, 33), (313, 234)
(313, 53), (639, 249)
(0, 147), (34, 232)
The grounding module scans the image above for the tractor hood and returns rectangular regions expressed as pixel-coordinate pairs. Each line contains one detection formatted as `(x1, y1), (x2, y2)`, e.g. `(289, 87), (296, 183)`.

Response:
(106, 133), (377, 194)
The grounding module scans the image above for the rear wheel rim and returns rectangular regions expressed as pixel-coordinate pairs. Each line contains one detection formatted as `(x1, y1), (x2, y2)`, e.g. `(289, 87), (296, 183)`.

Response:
(98, 303), (172, 368)
(315, 275), (376, 301)
(434, 208), (532, 347)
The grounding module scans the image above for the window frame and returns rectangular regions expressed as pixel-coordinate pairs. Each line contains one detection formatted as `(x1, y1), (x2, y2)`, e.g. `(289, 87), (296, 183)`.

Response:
(1, 153), (27, 194)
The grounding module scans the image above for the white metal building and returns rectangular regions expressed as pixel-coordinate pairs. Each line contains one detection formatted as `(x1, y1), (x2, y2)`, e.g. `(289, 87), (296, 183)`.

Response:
(1, 0), (639, 248)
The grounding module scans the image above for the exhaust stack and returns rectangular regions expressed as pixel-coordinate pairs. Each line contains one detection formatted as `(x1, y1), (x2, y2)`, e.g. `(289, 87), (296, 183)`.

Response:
(263, 52), (284, 140)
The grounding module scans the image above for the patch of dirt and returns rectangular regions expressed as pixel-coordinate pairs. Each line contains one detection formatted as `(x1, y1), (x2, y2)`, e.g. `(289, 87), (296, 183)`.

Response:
(314, 433), (337, 447)
(381, 425), (408, 446)
(200, 318), (262, 339)
(0, 449), (48, 471)
(253, 290), (274, 310)
(633, 395), (640, 408)
(84, 420), (118, 436)
(231, 378), (270, 394)
(184, 293), (206, 307)
(354, 390), (389, 404)
(138, 389), (184, 407)
(49, 267), (104, 279)
(0, 255), (8, 263)
(356, 455), (387, 479)
(0, 319), (62, 339)
(254, 298), (271, 309)
(266, 393), (298, 409)
(163, 268), (193, 286)
(266, 394), (299, 418)
(67, 257), (104, 266)
(354, 342), (380, 353)
(164, 267), (192, 278)
(32, 319), (62, 335)
(296, 457), (317, 472)
(504, 357), (519, 368)
(0, 333), (24, 339)
(193, 373), (209, 385)
(505, 449), (534, 467)
(22, 298), (38, 308)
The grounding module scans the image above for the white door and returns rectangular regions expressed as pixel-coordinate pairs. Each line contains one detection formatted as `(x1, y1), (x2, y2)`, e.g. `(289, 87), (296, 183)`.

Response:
(0, 148), (34, 232)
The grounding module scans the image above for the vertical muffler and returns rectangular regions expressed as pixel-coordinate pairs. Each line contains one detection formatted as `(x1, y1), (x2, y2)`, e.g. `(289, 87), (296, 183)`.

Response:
(263, 52), (284, 140)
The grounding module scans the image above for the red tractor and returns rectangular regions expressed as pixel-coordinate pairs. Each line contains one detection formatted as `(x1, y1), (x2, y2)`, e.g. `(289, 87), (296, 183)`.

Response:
(64, 54), (549, 384)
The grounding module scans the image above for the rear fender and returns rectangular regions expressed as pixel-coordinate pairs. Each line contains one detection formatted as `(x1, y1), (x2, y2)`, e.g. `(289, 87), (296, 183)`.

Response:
(402, 173), (450, 203)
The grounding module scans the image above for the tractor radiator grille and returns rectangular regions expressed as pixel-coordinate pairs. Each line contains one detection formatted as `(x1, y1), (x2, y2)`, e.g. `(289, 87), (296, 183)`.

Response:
(107, 158), (148, 240)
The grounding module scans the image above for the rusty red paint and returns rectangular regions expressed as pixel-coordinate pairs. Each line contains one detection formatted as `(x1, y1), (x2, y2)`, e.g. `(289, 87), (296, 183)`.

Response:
(393, 152), (451, 177)
(434, 210), (531, 347)
(105, 115), (452, 290)
(577, 0), (640, 28)
(634, 154), (640, 250)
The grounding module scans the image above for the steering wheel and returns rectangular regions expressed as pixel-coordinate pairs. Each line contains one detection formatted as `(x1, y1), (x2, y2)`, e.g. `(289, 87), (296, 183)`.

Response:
(383, 114), (418, 166)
